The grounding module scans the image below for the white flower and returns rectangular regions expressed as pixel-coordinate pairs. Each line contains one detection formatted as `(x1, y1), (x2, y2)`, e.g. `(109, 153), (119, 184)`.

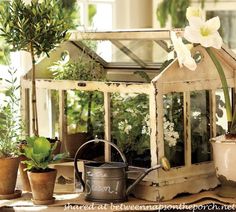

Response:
(142, 125), (151, 135)
(163, 117), (179, 147)
(118, 120), (132, 135)
(170, 31), (197, 71)
(124, 125), (132, 134)
(184, 16), (223, 49)
(186, 7), (204, 21)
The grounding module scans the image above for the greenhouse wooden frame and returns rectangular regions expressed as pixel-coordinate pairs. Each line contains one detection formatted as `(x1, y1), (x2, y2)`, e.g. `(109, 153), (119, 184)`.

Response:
(21, 30), (236, 201)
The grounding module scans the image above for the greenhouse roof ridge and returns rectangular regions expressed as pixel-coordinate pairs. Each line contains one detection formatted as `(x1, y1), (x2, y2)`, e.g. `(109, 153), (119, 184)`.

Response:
(69, 29), (184, 41)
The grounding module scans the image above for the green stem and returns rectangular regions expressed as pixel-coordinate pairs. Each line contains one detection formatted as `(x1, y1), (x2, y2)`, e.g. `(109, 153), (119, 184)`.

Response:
(206, 48), (232, 132)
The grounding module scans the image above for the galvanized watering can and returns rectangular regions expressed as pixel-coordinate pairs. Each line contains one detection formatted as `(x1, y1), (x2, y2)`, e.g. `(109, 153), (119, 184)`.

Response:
(74, 139), (170, 203)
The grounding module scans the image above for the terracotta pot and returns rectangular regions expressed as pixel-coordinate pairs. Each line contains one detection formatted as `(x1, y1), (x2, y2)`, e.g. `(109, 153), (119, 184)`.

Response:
(28, 169), (57, 204)
(0, 157), (20, 195)
(65, 132), (88, 158)
(211, 135), (236, 197)
(19, 155), (31, 192)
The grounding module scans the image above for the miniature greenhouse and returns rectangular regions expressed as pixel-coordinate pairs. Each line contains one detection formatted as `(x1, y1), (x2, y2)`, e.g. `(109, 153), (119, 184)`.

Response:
(20, 29), (236, 201)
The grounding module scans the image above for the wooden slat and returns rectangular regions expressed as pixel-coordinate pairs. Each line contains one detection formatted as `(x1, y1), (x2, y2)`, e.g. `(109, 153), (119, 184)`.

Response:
(156, 162), (216, 185)
(104, 92), (111, 162)
(21, 79), (151, 94)
(132, 174), (218, 201)
(59, 90), (67, 152)
(149, 83), (158, 167)
(184, 91), (191, 167)
(161, 78), (235, 94)
(69, 30), (171, 41)
(156, 85), (165, 163)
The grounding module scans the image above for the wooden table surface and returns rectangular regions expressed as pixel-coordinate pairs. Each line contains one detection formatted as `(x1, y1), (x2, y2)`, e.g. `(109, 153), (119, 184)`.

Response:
(1, 189), (236, 212)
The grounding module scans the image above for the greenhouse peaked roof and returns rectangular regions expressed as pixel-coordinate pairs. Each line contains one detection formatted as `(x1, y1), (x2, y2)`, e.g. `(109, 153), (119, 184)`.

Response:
(68, 29), (175, 70)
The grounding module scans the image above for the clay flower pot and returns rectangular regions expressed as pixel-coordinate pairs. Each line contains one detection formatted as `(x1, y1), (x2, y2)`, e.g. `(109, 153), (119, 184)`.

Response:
(19, 155), (31, 192)
(0, 157), (22, 199)
(65, 132), (88, 158)
(211, 135), (236, 197)
(28, 168), (57, 205)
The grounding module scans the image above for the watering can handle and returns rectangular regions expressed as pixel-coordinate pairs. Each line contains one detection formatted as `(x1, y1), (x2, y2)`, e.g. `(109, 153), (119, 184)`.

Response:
(74, 139), (128, 191)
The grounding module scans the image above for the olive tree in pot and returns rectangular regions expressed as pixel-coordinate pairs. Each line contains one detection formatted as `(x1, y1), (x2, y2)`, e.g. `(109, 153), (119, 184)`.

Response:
(0, 68), (22, 199)
(171, 7), (236, 197)
(0, 0), (68, 136)
(0, 0), (69, 191)
(22, 136), (66, 205)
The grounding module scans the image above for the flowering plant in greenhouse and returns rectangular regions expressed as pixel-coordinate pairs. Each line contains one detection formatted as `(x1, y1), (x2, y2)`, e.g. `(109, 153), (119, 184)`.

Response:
(171, 7), (236, 134)
(111, 93), (180, 166)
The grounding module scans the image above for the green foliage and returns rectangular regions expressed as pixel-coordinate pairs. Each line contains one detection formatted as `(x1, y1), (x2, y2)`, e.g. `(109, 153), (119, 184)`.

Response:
(111, 93), (150, 156)
(0, 0), (70, 136)
(66, 90), (104, 136)
(60, 0), (80, 29)
(0, 38), (10, 65)
(49, 51), (106, 81)
(49, 51), (106, 136)
(88, 4), (97, 26)
(22, 136), (66, 171)
(156, 0), (219, 28)
(0, 68), (22, 158)
(0, 0), (69, 57)
(156, 0), (190, 28)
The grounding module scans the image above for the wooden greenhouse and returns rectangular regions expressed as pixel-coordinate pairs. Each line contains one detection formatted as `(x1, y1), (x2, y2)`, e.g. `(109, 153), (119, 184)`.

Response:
(21, 29), (236, 201)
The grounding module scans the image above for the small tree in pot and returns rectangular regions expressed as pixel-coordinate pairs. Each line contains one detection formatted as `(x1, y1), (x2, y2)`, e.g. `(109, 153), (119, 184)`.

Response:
(22, 136), (66, 205)
(0, 0), (69, 136)
(0, 0), (69, 193)
(0, 68), (22, 199)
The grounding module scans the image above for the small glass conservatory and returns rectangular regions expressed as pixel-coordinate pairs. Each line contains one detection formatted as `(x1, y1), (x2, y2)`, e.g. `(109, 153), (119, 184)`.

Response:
(21, 29), (236, 201)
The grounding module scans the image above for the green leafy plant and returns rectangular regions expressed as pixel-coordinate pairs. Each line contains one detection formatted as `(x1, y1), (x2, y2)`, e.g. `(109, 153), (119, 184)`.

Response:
(0, 68), (22, 158)
(50, 51), (106, 81)
(60, 0), (79, 29)
(111, 93), (150, 166)
(22, 136), (66, 171)
(156, 0), (190, 28)
(49, 50), (106, 137)
(0, 0), (69, 136)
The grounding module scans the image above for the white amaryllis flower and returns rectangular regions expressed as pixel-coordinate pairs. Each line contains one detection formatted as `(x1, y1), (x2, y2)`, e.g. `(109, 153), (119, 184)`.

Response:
(186, 7), (204, 21)
(170, 31), (197, 71)
(184, 16), (223, 49)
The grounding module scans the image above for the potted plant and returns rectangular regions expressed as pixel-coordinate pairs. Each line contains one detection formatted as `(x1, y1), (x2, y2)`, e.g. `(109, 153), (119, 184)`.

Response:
(171, 7), (236, 197)
(22, 136), (66, 205)
(0, 0), (69, 190)
(0, 68), (22, 199)
(0, 0), (68, 136)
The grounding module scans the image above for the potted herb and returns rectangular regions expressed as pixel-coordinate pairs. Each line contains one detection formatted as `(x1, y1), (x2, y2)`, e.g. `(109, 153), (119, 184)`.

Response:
(0, 68), (22, 199)
(22, 136), (66, 205)
(171, 7), (236, 197)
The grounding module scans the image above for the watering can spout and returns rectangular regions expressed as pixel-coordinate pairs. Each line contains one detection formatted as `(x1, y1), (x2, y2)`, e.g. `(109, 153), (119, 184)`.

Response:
(126, 157), (170, 195)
